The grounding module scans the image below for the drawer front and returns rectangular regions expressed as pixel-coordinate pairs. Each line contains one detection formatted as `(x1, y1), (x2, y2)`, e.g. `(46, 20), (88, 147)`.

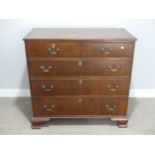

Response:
(32, 96), (128, 116)
(26, 42), (80, 57)
(81, 43), (134, 57)
(29, 59), (132, 76)
(31, 78), (129, 95)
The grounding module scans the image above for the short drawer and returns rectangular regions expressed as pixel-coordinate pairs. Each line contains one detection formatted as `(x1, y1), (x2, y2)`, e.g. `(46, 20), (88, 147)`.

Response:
(29, 59), (132, 76)
(81, 42), (134, 57)
(25, 41), (80, 57)
(32, 96), (128, 116)
(31, 78), (130, 96)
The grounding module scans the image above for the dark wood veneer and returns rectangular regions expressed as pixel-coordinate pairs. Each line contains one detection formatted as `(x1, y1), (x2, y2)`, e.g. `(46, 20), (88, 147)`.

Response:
(31, 78), (130, 96)
(81, 42), (134, 57)
(32, 96), (128, 116)
(29, 59), (132, 76)
(24, 28), (136, 128)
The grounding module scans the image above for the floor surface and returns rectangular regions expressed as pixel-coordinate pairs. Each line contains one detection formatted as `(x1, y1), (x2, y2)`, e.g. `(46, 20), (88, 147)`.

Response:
(0, 98), (154, 135)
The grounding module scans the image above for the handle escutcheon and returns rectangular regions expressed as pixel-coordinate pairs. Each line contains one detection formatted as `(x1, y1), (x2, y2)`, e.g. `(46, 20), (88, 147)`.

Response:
(108, 64), (120, 72)
(100, 47), (113, 55)
(43, 104), (55, 111)
(42, 85), (54, 92)
(48, 44), (60, 55)
(40, 65), (52, 73)
(107, 84), (119, 92)
(105, 104), (117, 111)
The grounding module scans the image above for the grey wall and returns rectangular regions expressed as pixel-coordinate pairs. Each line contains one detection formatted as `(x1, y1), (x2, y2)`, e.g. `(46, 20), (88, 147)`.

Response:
(0, 20), (155, 90)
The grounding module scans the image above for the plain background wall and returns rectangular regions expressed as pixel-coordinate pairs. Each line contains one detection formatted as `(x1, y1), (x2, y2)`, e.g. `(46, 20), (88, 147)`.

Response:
(0, 19), (155, 90)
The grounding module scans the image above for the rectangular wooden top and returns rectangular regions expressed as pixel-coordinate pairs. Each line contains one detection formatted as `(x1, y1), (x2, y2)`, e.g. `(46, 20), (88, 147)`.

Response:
(24, 28), (137, 41)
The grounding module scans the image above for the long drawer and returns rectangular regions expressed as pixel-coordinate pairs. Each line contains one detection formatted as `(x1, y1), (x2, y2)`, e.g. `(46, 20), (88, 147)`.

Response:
(32, 96), (128, 116)
(25, 41), (134, 58)
(29, 59), (132, 76)
(31, 77), (130, 96)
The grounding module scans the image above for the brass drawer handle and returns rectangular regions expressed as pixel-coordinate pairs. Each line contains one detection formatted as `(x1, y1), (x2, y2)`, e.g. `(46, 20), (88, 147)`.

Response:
(40, 65), (52, 72)
(108, 64), (120, 72)
(100, 47), (112, 55)
(105, 104), (117, 111)
(43, 104), (55, 111)
(48, 43), (60, 55)
(107, 84), (119, 92)
(42, 85), (54, 91)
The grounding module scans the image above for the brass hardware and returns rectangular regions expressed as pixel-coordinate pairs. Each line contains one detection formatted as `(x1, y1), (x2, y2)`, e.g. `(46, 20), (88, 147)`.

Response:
(40, 65), (52, 72)
(44, 105), (47, 108)
(48, 43), (60, 55)
(78, 60), (83, 66)
(108, 64), (120, 72)
(43, 104), (55, 111)
(42, 85), (54, 91)
(100, 47), (112, 55)
(105, 104), (117, 111)
(78, 98), (82, 103)
(107, 84), (119, 92)
(79, 79), (83, 84)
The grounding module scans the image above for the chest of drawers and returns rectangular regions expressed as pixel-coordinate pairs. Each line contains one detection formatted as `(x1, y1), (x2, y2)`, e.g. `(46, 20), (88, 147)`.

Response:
(24, 28), (136, 129)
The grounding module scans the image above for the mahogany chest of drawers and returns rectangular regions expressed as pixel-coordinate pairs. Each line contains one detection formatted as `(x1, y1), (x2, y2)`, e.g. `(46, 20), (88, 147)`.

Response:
(24, 28), (136, 128)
